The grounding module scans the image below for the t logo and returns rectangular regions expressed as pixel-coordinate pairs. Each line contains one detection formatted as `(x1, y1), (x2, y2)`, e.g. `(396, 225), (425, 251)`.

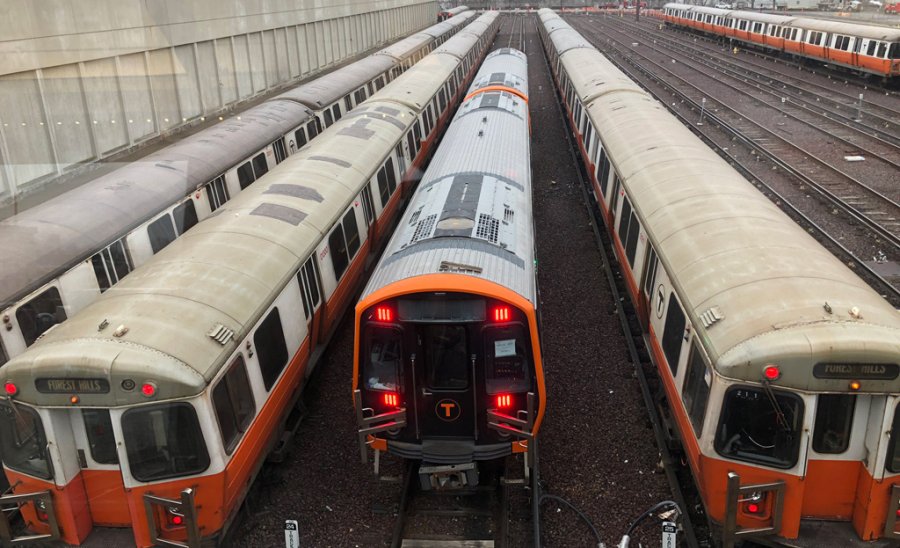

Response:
(435, 399), (461, 422)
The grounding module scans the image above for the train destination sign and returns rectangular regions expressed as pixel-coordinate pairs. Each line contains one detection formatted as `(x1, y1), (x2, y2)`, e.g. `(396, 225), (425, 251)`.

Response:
(35, 378), (110, 394)
(813, 363), (899, 380)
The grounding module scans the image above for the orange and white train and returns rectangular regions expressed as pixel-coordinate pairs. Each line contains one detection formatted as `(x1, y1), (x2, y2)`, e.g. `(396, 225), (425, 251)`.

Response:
(660, 4), (900, 78)
(540, 9), (900, 547)
(0, 11), (499, 548)
(353, 47), (545, 489)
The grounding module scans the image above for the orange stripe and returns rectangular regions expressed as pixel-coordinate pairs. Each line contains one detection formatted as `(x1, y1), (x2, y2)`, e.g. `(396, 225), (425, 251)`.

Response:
(464, 84), (528, 104)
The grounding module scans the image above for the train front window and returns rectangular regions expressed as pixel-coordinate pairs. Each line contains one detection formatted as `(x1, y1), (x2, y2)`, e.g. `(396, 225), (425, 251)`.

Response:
(426, 325), (468, 390)
(16, 287), (67, 347)
(0, 403), (52, 479)
(715, 386), (804, 469)
(886, 404), (900, 473)
(483, 324), (530, 394)
(122, 403), (210, 482)
(364, 326), (401, 391)
(83, 409), (118, 465)
(813, 394), (855, 454)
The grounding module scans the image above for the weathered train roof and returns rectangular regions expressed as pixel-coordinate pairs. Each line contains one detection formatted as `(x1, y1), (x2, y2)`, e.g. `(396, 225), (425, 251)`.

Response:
(559, 47), (645, 105)
(361, 49), (535, 306)
(273, 56), (395, 108)
(0, 100), (313, 310)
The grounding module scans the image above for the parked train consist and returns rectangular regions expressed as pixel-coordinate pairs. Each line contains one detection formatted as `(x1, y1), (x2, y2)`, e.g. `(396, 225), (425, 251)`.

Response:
(0, 10), (477, 370)
(0, 12), (499, 547)
(540, 9), (900, 546)
(439, 6), (469, 22)
(660, 3), (900, 78)
(353, 47), (544, 490)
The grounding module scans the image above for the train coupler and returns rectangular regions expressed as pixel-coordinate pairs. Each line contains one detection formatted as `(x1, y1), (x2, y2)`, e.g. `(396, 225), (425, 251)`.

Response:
(419, 463), (478, 491)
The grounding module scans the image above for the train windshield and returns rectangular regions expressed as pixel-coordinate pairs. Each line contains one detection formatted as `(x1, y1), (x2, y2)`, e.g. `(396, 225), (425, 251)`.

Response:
(886, 404), (900, 474)
(483, 324), (530, 394)
(425, 325), (469, 390)
(715, 386), (804, 469)
(364, 326), (401, 391)
(0, 402), (52, 479)
(122, 403), (210, 482)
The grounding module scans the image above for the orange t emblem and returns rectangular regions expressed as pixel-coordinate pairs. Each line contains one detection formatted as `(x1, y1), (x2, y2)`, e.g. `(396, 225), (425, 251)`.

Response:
(440, 402), (456, 417)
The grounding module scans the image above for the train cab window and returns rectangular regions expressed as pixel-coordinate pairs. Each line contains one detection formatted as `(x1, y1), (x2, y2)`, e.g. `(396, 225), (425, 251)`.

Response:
(715, 386), (804, 469)
(328, 223), (350, 281)
(0, 403), (52, 479)
(148, 214), (177, 254)
(251, 152), (268, 180)
(237, 161), (255, 189)
(813, 394), (855, 454)
(483, 324), (530, 394)
(681, 344), (710, 436)
(91, 239), (132, 292)
(323, 109), (334, 127)
(887, 405), (900, 473)
(294, 128), (308, 150)
(212, 356), (256, 454)
(173, 200), (198, 236)
(255, 308), (289, 391)
(425, 325), (468, 390)
(307, 120), (320, 140)
(17, 287), (67, 347)
(343, 209), (361, 259)
(661, 293), (686, 376)
(82, 409), (118, 465)
(364, 326), (401, 391)
(122, 403), (210, 482)
(205, 175), (230, 212)
(273, 138), (287, 164)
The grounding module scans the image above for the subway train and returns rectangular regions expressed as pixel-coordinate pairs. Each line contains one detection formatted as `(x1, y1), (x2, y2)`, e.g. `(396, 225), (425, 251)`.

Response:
(0, 12), (499, 548)
(659, 4), (900, 78)
(540, 9), (900, 546)
(439, 6), (469, 22)
(353, 47), (545, 490)
(0, 10), (478, 370)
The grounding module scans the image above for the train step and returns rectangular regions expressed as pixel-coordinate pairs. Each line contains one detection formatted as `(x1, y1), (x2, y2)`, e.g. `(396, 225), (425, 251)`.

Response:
(268, 400), (307, 463)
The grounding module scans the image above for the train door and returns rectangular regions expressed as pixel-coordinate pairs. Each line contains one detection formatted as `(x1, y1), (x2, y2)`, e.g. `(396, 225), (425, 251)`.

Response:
(414, 324), (477, 440)
(298, 255), (324, 350)
(68, 408), (130, 525)
(271, 138), (288, 164)
(360, 184), (377, 246)
(638, 245), (659, 331)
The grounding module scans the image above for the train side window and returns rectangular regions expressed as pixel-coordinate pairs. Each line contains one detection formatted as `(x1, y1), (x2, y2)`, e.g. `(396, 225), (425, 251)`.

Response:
(483, 324), (530, 394)
(173, 200), (198, 236)
(212, 356), (256, 454)
(332, 104), (342, 122)
(813, 394), (855, 454)
(82, 409), (118, 465)
(344, 95), (353, 112)
(361, 186), (375, 226)
(297, 256), (321, 320)
(307, 120), (320, 139)
(375, 76), (385, 90)
(715, 386), (804, 469)
(610, 175), (622, 218)
(323, 108), (334, 127)
(413, 120), (422, 151)
(385, 158), (397, 194)
(625, 212), (640, 267)
(876, 42), (887, 58)
(343, 209), (361, 259)
(17, 287), (67, 347)
(206, 175), (230, 212)
(328, 223), (350, 281)
(148, 214), (177, 254)
(584, 123), (593, 157)
(91, 239), (132, 292)
(394, 144), (406, 179)
(681, 344), (710, 437)
(237, 161), (255, 189)
(406, 131), (416, 159)
(425, 325), (468, 390)
(255, 308), (289, 391)
(597, 149), (611, 196)
(438, 89), (447, 112)
(377, 166), (390, 207)
(889, 43), (900, 60)
(122, 403), (210, 482)
(617, 197), (632, 245)
(642, 246), (658, 297)
(273, 139), (287, 164)
(887, 405), (900, 473)
(252, 152), (268, 179)
(364, 326), (401, 391)
(661, 293), (685, 376)
(294, 128), (308, 149)
(0, 403), (52, 479)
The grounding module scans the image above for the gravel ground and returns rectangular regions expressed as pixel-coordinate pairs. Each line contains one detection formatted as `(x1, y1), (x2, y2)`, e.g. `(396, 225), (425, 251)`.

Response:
(234, 14), (675, 548)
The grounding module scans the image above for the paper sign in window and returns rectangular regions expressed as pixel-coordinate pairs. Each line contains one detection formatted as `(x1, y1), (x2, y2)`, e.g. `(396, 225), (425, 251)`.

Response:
(495, 339), (516, 358)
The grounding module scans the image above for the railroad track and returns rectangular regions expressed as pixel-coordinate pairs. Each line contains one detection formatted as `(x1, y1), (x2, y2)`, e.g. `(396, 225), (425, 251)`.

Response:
(568, 16), (900, 302)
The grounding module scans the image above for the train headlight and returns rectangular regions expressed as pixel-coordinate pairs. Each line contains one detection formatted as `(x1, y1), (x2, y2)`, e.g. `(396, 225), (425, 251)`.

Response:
(141, 382), (157, 398)
(762, 364), (781, 382)
(4, 382), (17, 397)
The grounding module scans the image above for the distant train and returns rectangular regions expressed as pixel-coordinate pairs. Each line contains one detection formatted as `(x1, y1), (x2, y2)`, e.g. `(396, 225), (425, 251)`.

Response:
(0, 12), (499, 548)
(0, 10), (477, 369)
(353, 47), (545, 490)
(540, 8), (900, 547)
(659, 3), (900, 78)
(439, 6), (469, 22)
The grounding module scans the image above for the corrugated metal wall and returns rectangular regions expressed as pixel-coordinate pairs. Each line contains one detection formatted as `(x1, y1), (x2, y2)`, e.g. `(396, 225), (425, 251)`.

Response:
(0, 0), (438, 202)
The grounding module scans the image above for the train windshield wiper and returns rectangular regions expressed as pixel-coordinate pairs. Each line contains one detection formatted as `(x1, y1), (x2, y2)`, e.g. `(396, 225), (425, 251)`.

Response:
(761, 379), (791, 433)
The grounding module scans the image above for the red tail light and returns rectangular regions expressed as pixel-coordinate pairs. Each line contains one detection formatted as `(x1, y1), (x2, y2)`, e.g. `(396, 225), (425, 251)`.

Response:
(375, 306), (393, 322)
(746, 502), (761, 514)
(383, 392), (399, 408)
(4, 382), (16, 396)
(496, 394), (512, 408)
(493, 306), (510, 322)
